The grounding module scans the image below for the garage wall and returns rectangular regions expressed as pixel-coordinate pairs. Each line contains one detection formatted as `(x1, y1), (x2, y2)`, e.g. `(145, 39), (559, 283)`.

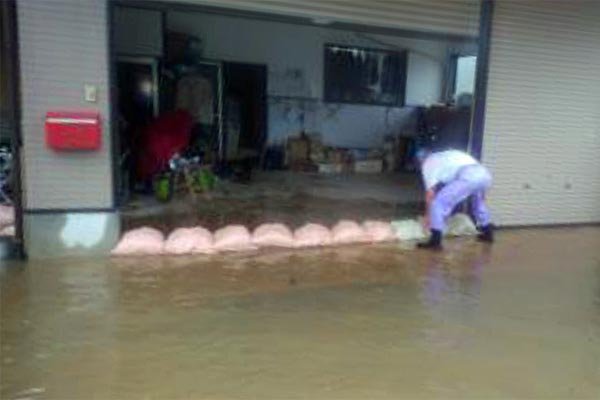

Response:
(169, 11), (450, 101)
(168, 10), (474, 148)
(482, 0), (600, 225)
(17, 0), (113, 210)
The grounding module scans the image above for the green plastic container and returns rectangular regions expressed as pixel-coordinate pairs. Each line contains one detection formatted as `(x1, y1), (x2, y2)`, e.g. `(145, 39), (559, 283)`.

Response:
(197, 169), (216, 192)
(154, 174), (173, 202)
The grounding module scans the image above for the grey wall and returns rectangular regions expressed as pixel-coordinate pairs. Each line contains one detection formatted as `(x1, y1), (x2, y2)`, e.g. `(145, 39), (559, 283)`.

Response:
(24, 211), (120, 259)
(268, 99), (417, 148)
(167, 11), (474, 148)
(17, 0), (113, 210)
(169, 11), (449, 100)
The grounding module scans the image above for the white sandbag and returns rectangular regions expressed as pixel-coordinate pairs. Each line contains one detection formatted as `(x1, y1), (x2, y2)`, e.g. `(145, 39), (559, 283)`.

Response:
(252, 223), (295, 248)
(213, 225), (256, 252)
(391, 219), (427, 241)
(446, 213), (478, 236)
(0, 225), (15, 236)
(164, 227), (214, 255)
(294, 223), (332, 248)
(111, 227), (165, 256)
(362, 220), (396, 243)
(0, 205), (14, 228)
(391, 213), (478, 241)
(331, 220), (369, 245)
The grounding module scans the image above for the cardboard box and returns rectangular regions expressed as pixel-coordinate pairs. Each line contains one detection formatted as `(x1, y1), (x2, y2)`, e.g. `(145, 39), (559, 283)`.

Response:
(354, 159), (383, 174)
(286, 136), (309, 166)
(318, 163), (343, 174)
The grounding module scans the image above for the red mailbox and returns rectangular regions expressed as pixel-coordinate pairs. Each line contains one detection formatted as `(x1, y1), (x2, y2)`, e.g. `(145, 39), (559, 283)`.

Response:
(45, 111), (101, 151)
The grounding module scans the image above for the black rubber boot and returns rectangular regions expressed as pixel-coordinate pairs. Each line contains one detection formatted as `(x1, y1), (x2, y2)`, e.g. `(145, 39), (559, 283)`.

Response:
(477, 224), (494, 243)
(417, 229), (442, 250)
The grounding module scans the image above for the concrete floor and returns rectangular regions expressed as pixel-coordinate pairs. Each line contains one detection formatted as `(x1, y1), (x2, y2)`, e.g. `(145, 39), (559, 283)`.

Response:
(122, 171), (423, 232)
(1, 227), (599, 399)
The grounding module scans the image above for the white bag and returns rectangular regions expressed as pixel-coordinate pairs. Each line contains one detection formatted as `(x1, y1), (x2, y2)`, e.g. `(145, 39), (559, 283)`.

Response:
(0, 205), (14, 228)
(331, 220), (369, 245)
(362, 220), (396, 243)
(111, 227), (165, 256)
(164, 227), (214, 255)
(446, 213), (478, 236)
(391, 219), (427, 241)
(0, 225), (15, 237)
(252, 223), (295, 248)
(391, 213), (478, 241)
(294, 223), (332, 247)
(213, 225), (256, 252)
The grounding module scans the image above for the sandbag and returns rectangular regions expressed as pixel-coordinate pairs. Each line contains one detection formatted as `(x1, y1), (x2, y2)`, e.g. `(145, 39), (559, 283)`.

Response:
(294, 223), (332, 247)
(391, 213), (478, 241)
(0, 225), (15, 236)
(331, 220), (369, 245)
(391, 219), (427, 241)
(164, 227), (214, 255)
(213, 225), (256, 252)
(111, 227), (165, 256)
(0, 205), (14, 228)
(446, 213), (478, 236)
(362, 220), (396, 243)
(252, 223), (295, 248)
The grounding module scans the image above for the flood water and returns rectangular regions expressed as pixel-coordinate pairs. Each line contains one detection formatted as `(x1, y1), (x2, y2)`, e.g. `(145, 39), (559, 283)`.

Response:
(1, 227), (600, 399)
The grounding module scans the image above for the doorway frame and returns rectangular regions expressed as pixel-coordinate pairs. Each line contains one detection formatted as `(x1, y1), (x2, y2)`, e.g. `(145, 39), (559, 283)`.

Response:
(222, 61), (269, 164)
(1, 0), (25, 258)
(116, 56), (161, 117)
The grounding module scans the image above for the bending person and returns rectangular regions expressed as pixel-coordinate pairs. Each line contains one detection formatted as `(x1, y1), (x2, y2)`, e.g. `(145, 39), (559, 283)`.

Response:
(415, 148), (494, 250)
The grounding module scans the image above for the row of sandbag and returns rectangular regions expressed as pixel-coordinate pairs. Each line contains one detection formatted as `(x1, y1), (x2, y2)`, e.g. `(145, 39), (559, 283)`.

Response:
(111, 214), (479, 256)
(112, 220), (395, 256)
(0, 205), (15, 237)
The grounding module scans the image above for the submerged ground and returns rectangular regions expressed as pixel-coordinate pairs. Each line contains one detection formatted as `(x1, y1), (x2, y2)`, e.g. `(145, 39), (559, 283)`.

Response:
(121, 171), (422, 232)
(1, 227), (599, 399)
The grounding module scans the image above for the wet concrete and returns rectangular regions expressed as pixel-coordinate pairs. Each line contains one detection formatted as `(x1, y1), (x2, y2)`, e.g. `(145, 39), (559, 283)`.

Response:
(1, 227), (600, 399)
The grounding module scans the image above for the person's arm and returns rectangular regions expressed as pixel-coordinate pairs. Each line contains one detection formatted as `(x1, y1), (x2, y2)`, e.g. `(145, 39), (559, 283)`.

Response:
(424, 188), (435, 229)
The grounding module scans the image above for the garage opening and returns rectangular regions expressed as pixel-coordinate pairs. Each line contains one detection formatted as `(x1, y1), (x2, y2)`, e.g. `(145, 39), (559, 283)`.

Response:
(111, 2), (479, 234)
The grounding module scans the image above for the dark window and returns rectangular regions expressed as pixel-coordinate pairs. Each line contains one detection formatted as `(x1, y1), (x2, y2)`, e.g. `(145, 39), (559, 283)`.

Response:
(324, 44), (407, 107)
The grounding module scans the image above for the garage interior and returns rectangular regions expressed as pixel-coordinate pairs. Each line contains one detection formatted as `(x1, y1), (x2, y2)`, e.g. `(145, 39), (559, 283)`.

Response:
(112, 3), (479, 233)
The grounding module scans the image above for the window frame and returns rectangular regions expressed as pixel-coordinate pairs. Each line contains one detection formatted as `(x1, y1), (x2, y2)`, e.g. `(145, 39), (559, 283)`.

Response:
(450, 53), (477, 102)
(323, 43), (407, 107)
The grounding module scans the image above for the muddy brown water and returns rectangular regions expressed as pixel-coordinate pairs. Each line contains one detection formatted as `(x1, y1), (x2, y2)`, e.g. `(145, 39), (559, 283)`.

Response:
(1, 227), (600, 399)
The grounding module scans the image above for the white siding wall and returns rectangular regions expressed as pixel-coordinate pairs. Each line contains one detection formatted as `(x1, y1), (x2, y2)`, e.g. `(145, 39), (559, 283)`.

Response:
(17, 0), (113, 210)
(483, 0), (600, 225)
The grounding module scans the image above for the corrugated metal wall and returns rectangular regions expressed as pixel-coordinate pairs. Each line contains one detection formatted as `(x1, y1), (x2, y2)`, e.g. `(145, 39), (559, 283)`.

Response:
(483, 0), (600, 225)
(17, 0), (113, 210)
(163, 0), (480, 37)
